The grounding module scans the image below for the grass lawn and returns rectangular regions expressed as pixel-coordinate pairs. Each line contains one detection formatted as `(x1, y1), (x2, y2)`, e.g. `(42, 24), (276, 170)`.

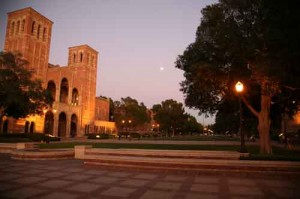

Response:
(0, 137), (32, 143)
(140, 135), (240, 141)
(39, 142), (300, 161)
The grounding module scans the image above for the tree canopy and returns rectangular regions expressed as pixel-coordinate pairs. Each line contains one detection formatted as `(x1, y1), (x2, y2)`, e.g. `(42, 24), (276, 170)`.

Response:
(152, 99), (201, 136)
(176, 0), (300, 154)
(0, 51), (53, 132)
(112, 97), (150, 130)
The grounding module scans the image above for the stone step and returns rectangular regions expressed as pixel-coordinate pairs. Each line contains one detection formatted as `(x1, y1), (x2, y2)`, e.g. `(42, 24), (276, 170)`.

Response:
(85, 148), (242, 160)
(84, 154), (300, 174)
(84, 161), (299, 176)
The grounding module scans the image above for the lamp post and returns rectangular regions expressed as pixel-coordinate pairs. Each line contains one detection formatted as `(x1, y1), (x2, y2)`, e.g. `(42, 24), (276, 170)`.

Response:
(128, 120), (132, 132)
(235, 81), (247, 153)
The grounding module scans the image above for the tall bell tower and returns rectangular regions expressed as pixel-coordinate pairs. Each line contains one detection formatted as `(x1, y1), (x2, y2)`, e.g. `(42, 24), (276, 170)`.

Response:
(68, 45), (99, 129)
(4, 7), (53, 81)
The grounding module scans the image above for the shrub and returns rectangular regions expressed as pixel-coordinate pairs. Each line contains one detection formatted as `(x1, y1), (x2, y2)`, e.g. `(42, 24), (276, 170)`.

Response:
(130, 132), (141, 139)
(87, 133), (114, 139)
(0, 133), (60, 142)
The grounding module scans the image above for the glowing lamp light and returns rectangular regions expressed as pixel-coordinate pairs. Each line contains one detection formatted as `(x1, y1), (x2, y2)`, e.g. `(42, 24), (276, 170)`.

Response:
(128, 120), (132, 124)
(235, 81), (244, 93)
(43, 109), (47, 114)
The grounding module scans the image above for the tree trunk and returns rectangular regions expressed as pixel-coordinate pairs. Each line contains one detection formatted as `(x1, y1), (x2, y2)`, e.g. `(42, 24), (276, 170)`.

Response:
(257, 95), (272, 154)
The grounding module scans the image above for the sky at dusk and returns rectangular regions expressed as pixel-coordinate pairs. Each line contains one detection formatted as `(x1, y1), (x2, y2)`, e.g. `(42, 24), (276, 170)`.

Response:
(0, 0), (217, 124)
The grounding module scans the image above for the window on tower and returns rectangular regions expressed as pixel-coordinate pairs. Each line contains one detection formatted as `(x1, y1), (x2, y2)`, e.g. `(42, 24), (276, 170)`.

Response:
(91, 56), (94, 67)
(80, 52), (83, 62)
(31, 21), (35, 35)
(37, 24), (41, 39)
(43, 27), (47, 41)
(21, 19), (25, 32)
(87, 53), (90, 65)
(16, 21), (20, 34)
(11, 21), (15, 36)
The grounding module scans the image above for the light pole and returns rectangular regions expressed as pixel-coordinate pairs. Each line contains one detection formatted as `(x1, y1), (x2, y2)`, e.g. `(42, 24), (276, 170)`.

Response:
(235, 81), (247, 153)
(128, 120), (132, 131)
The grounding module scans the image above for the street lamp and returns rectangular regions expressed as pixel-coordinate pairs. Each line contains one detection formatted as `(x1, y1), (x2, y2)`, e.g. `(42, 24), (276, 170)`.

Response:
(128, 120), (132, 131)
(235, 81), (247, 153)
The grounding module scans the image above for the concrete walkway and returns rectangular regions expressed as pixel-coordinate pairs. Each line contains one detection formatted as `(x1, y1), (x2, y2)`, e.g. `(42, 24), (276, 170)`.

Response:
(0, 154), (299, 199)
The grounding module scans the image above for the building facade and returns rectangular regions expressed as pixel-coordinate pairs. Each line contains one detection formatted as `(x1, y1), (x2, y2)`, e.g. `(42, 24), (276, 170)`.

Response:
(1, 7), (115, 137)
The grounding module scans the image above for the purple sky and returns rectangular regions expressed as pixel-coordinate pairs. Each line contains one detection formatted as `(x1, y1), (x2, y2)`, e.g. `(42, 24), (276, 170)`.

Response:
(0, 0), (217, 124)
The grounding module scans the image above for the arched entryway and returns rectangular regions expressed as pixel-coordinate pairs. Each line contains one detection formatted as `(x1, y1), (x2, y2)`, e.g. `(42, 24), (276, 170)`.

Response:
(58, 112), (67, 137)
(70, 114), (78, 137)
(3, 120), (9, 133)
(47, 81), (56, 101)
(60, 78), (69, 103)
(29, 122), (35, 133)
(24, 121), (29, 133)
(44, 111), (54, 135)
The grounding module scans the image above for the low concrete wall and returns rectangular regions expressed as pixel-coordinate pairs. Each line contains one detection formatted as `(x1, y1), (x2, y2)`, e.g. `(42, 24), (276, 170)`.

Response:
(74, 145), (92, 159)
(11, 149), (74, 160)
(85, 148), (248, 159)
(0, 143), (16, 153)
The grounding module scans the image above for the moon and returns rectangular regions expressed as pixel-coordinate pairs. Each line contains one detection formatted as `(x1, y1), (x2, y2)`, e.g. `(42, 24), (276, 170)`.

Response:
(160, 67), (164, 71)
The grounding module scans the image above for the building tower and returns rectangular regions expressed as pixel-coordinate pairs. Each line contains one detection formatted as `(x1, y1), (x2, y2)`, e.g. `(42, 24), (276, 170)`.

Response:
(68, 45), (98, 133)
(4, 7), (53, 81)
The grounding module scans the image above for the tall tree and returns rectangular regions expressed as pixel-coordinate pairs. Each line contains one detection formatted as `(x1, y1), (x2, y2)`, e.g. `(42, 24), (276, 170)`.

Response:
(152, 99), (187, 136)
(182, 114), (202, 135)
(176, 0), (300, 154)
(113, 97), (150, 131)
(0, 51), (53, 133)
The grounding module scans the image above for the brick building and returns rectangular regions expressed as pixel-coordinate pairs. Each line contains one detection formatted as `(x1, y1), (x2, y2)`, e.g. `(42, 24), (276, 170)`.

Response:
(1, 7), (116, 137)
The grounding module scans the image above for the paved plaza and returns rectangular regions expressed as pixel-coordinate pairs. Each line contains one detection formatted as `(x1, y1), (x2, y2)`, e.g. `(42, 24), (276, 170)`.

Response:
(0, 154), (299, 199)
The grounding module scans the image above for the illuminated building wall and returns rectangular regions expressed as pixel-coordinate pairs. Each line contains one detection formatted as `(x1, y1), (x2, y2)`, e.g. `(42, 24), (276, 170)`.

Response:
(1, 7), (115, 136)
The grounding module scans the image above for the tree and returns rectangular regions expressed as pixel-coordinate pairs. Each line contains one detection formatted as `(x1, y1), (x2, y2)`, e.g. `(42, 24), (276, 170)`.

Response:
(176, 0), (300, 154)
(0, 51), (52, 133)
(182, 114), (202, 135)
(113, 97), (150, 131)
(152, 99), (187, 136)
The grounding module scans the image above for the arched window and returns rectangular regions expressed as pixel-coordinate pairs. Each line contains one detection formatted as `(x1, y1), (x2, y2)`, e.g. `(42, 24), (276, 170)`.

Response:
(80, 52), (83, 62)
(59, 78), (69, 103)
(21, 19), (25, 32)
(37, 24), (41, 39)
(71, 88), (79, 106)
(16, 21), (20, 34)
(11, 22), (15, 36)
(43, 27), (47, 41)
(31, 21), (35, 35)
(91, 56), (94, 67)
(73, 53), (76, 63)
(87, 53), (90, 65)
(47, 81), (56, 102)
